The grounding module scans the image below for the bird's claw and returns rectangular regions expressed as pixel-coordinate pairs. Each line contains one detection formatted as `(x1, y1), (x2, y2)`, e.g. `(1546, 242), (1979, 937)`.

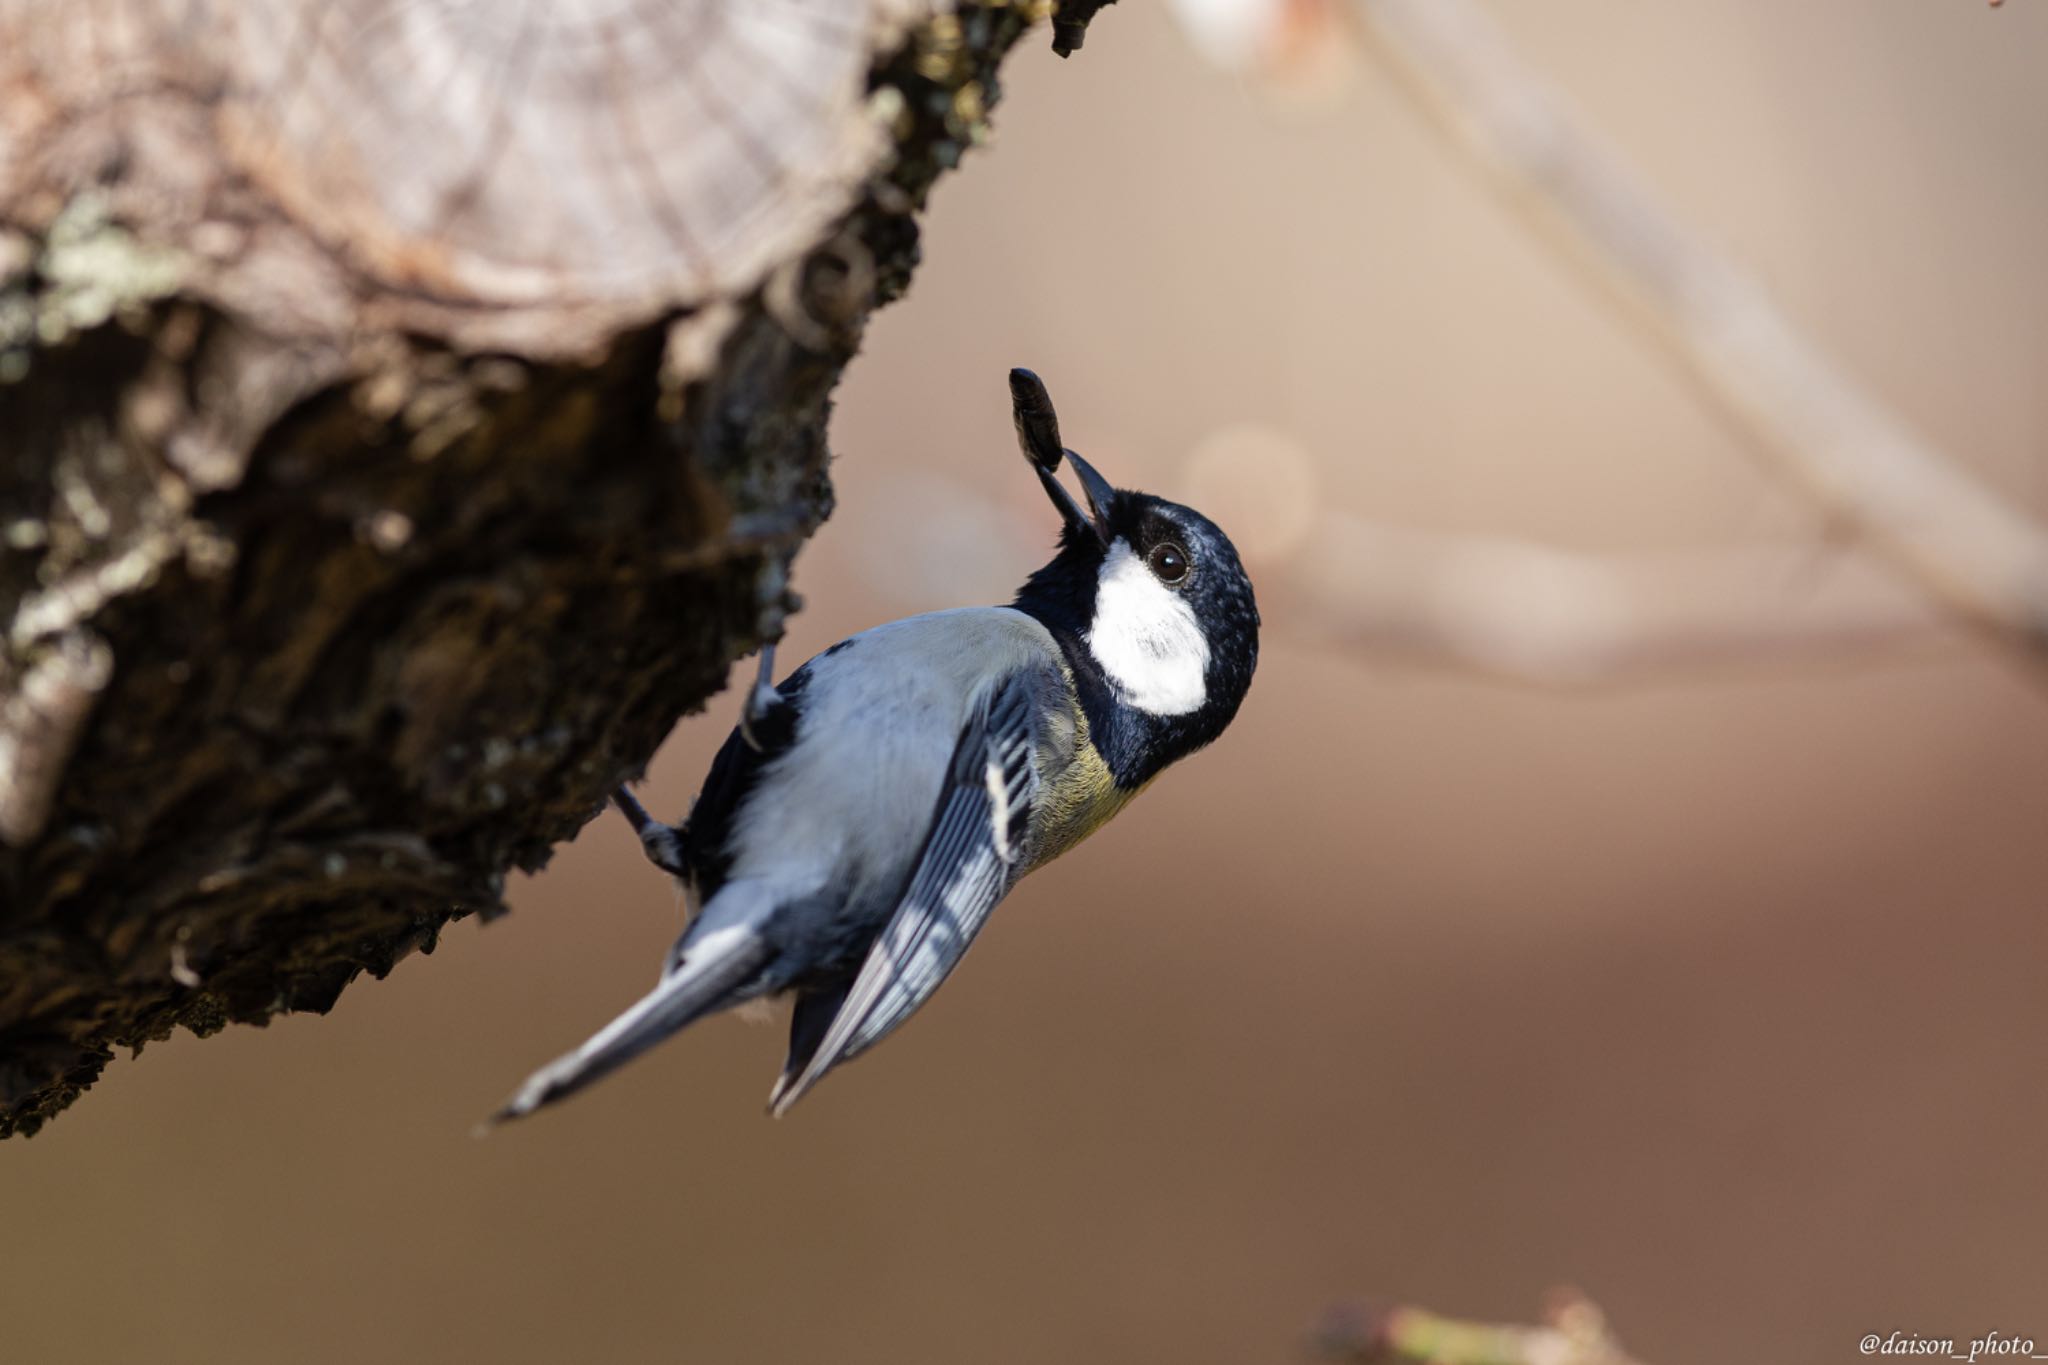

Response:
(738, 644), (781, 753)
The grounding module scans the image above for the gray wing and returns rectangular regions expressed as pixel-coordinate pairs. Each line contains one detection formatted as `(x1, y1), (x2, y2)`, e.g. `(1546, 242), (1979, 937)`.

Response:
(768, 672), (1041, 1115)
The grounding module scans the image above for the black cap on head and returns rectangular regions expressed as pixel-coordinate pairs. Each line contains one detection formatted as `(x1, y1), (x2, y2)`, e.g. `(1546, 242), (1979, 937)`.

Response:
(1007, 367), (1260, 787)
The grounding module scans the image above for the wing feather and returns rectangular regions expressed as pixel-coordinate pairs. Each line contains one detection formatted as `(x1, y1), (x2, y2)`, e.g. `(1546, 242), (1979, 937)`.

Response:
(769, 674), (1040, 1114)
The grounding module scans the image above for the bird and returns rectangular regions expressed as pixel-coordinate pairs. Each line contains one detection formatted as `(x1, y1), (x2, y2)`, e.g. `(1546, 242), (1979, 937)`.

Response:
(488, 368), (1259, 1125)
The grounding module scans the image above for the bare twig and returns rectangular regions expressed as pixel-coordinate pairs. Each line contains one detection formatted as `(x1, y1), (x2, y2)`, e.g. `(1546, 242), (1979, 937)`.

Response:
(1347, 0), (2048, 656)
(1319, 1290), (1644, 1365)
(1283, 514), (1945, 687)
(1173, 430), (1948, 687)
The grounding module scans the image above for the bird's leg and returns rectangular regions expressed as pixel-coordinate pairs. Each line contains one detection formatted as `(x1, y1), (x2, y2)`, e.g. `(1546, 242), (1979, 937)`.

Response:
(737, 642), (782, 753)
(613, 788), (686, 878)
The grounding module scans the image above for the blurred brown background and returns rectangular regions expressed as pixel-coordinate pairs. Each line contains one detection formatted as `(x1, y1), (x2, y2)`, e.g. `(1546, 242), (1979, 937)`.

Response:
(8, 2), (2048, 1361)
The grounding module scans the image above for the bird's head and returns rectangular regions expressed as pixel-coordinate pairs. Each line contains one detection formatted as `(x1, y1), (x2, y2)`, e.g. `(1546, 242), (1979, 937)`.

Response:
(1006, 368), (1260, 785)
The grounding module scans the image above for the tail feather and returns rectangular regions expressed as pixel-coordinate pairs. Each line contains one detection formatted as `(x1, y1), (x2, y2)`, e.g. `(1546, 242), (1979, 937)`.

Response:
(483, 925), (772, 1128)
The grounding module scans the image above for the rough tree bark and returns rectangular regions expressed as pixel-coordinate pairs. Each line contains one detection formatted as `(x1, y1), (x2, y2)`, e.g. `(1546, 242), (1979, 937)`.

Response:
(0, 0), (1101, 1137)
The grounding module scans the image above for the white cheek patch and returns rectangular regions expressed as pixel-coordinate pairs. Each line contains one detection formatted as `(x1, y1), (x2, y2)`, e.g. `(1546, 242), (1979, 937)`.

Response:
(1086, 541), (1209, 716)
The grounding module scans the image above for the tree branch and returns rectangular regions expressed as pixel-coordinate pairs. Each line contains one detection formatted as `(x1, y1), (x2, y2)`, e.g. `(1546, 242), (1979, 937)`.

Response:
(0, 0), (1092, 1137)
(1319, 1291), (1645, 1365)
(1348, 0), (2048, 656)
(1281, 514), (1945, 687)
(1170, 429), (1947, 687)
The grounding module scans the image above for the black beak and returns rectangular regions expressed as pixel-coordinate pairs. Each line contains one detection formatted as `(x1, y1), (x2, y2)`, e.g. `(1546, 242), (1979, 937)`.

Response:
(1009, 368), (1112, 547)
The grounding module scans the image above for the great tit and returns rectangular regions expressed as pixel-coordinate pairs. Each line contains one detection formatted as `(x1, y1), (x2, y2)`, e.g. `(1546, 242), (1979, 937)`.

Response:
(491, 369), (1259, 1123)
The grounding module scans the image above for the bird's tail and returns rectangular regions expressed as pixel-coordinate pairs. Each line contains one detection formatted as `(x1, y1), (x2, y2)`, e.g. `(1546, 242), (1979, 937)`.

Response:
(483, 925), (773, 1128)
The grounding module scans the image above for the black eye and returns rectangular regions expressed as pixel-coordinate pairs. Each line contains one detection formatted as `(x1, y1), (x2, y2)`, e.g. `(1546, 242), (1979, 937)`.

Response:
(1147, 541), (1190, 583)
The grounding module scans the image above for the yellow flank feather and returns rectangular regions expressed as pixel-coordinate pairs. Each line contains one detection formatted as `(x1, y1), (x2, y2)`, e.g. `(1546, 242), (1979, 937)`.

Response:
(1024, 692), (1145, 871)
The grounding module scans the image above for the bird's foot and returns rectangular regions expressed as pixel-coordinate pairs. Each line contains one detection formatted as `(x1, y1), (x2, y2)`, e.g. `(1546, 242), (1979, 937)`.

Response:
(613, 787), (686, 878)
(738, 643), (784, 753)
